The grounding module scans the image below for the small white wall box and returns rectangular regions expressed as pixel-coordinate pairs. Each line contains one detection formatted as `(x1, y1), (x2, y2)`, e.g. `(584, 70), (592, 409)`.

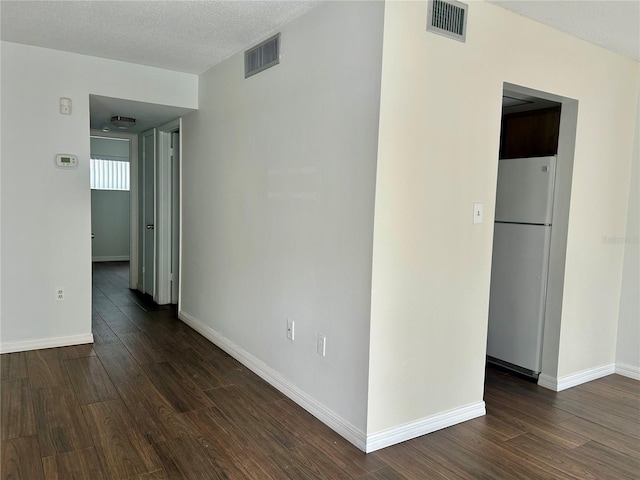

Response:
(60, 97), (72, 115)
(55, 154), (78, 169)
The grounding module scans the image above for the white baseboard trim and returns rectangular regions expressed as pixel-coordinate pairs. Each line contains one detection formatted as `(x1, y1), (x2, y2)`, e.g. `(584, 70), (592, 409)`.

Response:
(92, 255), (130, 262)
(538, 363), (616, 391)
(615, 363), (640, 381)
(365, 401), (486, 453)
(178, 310), (367, 451)
(0, 333), (94, 354)
(537, 374), (559, 391)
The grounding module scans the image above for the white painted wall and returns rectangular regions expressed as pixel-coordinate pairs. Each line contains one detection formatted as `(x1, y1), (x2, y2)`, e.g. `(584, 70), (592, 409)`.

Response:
(367, 0), (639, 434)
(0, 42), (197, 351)
(616, 86), (640, 375)
(91, 191), (130, 261)
(91, 136), (130, 158)
(181, 0), (384, 433)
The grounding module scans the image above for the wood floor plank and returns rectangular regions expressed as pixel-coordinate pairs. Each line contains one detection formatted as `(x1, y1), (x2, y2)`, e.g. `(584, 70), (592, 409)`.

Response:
(0, 352), (28, 381)
(293, 439), (385, 479)
(552, 397), (640, 439)
(64, 357), (119, 405)
(32, 386), (94, 457)
(413, 430), (533, 480)
(265, 446), (344, 480)
(1, 379), (37, 440)
(82, 399), (161, 479)
(25, 349), (71, 389)
(182, 429), (269, 479)
(119, 305), (158, 330)
(574, 441), (640, 479)
(505, 433), (612, 480)
(559, 384), (640, 423)
(357, 466), (409, 480)
(595, 374), (640, 394)
(461, 409), (525, 442)
(142, 362), (214, 413)
(256, 397), (341, 445)
(230, 369), (286, 404)
(108, 292), (142, 307)
(116, 380), (198, 444)
(93, 342), (147, 385)
(484, 383), (574, 425)
(151, 435), (230, 480)
(294, 424), (385, 478)
(91, 311), (122, 346)
(42, 447), (108, 480)
(370, 443), (455, 480)
(206, 448), (289, 480)
(96, 309), (142, 335)
(92, 296), (121, 314)
(170, 346), (231, 391)
(204, 384), (299, 452)
(120, 332), (169, 365)
(136, 470), (169, 480)
(1, 435), (45, 480)
(558, 416), (640, 459)
(186, 405), (254, 457)
(171, 329), (230, 361)
(187, 405), (303, 479)
(485, 399), (589, 449)
(57, 344), (96, 360)
(438, 422), (576, 480)
(575, 374), (640, 404)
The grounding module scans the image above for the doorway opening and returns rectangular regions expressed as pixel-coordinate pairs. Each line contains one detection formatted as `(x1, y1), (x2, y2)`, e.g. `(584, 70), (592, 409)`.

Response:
(90, 134), (136, 290)
(486, 84), (578, 389)
(89, 95), (193, 316)
(140, 119), (181, 306)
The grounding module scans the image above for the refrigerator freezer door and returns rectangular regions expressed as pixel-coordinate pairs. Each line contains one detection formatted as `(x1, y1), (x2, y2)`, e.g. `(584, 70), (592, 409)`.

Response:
(487, 223), (551, 373)
(495, 156), (556, 225)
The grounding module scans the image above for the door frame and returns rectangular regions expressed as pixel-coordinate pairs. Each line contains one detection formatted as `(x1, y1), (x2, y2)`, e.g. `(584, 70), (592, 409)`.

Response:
(89, 129), (139, 290)
(141, 128), (157, 298)
(498, 83), (578, 386)
(155, 118), (182, 305)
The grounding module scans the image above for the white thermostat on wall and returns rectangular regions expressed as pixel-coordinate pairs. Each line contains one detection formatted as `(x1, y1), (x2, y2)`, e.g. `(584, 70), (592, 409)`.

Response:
(55, 154), (78, 169)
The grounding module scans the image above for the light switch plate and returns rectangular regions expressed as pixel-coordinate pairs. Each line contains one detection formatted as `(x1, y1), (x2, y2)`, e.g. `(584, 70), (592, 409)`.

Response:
(473, 202), (484, 224)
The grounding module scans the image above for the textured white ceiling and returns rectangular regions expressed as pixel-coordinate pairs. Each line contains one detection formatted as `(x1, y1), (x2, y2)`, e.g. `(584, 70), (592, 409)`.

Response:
(488, 0), (640, 61)
(3, 0), (637, 132)
(1, 1), (638, 75)
(89, 95), (196, 133)
(0, 0), (320, 74)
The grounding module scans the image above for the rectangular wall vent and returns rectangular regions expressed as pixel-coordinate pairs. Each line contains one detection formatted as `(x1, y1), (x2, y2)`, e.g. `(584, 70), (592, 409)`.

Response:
(427, 0), (468, 43)
(245, 33), (280, 78)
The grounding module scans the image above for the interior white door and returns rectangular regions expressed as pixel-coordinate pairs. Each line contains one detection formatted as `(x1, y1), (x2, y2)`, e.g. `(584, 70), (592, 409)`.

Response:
(154, 119), (181, 305)
(170, 131), (180, 304)
(142, 129), (156, 296)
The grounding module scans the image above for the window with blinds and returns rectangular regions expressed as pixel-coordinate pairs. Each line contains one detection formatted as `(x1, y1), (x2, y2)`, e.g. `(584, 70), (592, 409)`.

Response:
(90, 158), (130, 190)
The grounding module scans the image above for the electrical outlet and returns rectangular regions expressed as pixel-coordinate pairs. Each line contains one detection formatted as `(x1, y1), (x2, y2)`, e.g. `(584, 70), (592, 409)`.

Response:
(55, 287), (65, 301)
(287, 319), (295, 341)
(317, 334), (326, 356)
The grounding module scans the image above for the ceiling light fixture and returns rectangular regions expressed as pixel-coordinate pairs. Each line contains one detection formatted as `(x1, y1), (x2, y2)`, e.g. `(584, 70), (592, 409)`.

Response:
(110, 115), (136, 129)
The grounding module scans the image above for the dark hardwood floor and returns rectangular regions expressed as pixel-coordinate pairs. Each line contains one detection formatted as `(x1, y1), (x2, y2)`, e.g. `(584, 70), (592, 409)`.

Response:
(2, 261), (639, 479)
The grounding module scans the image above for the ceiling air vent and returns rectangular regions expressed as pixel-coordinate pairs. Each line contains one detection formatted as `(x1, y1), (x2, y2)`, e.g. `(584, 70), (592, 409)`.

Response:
(427, 0), (468, 43)
(245, 33), (280, 78)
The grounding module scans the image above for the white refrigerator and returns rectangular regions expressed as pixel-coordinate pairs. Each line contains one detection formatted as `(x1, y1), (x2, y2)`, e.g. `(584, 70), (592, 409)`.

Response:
(487, 156), (556, 377)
